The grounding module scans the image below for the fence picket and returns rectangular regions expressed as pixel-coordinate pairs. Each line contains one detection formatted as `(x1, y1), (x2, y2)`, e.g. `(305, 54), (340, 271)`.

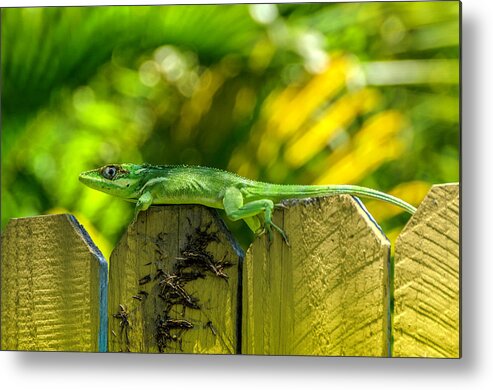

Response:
(393, 183), (460, 358)
(242, 195), (391, 356)
(107, 206), (243, 353)
(1, 214), (108, 352)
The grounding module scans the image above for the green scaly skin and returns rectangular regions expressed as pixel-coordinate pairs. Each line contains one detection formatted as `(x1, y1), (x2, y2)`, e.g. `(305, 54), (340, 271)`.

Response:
(79, 163), (416, 244)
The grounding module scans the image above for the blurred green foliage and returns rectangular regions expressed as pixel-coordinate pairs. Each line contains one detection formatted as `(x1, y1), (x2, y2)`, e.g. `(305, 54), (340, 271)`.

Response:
(1, 2), (459, 255)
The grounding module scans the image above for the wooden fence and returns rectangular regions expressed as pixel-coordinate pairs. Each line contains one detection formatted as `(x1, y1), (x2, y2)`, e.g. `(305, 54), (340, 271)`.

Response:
(0, 184), (460, 357)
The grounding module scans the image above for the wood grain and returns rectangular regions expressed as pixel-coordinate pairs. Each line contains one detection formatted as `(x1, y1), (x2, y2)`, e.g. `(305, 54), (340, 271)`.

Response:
(242, 195), (391, 356)
(393, 183), (460, 358)
(107, 206), (243, 354)
(1, 214), (108, 352)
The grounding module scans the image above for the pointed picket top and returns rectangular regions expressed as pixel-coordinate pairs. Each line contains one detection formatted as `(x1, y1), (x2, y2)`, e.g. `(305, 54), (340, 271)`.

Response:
(242, 195), (391, 356)
(393, 183), (460, 358)
(1, 214), (108, 352)
(107, 205), (243, 354)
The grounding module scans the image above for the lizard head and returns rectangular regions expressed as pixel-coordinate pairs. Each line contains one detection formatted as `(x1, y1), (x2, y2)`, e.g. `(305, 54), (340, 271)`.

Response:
(79, 163), (145, 199)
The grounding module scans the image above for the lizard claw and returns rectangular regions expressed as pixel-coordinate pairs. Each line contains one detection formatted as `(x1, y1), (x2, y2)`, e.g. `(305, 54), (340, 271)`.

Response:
(263, 221), (290, 247)
(277, 228), (290, 247)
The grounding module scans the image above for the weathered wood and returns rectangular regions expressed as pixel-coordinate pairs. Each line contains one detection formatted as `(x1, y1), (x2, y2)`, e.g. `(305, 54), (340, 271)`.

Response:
(1, 214), (108, 352)
(393, 183), (460, 358)
(242, 195), (391, 356)
(108, 206), (243, 354)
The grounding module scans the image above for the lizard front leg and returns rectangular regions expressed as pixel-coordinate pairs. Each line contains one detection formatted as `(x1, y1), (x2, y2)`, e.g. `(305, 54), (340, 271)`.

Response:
(222, 187), (289, 245)
(133, 191), (153, 222)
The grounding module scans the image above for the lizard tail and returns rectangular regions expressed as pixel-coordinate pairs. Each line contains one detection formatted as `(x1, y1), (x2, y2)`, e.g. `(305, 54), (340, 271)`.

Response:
(247, 183), (417, 214)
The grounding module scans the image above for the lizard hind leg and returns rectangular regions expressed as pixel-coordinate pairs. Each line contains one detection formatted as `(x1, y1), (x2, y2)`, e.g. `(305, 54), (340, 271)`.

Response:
(263, 206), (290, 246)
(260, 200), (290, 245)
(222, 187), (289, 245)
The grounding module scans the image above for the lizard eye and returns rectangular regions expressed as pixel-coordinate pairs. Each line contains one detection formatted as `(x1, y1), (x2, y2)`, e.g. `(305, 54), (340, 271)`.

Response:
(102, 165), (118, 180)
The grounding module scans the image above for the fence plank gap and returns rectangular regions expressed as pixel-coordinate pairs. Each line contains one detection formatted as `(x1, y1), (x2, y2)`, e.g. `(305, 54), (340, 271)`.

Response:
(107, 206), (243, 354)
(1, 214), (108, 352)
(393, 183), (460, 358)
(242, 195), (391, 356)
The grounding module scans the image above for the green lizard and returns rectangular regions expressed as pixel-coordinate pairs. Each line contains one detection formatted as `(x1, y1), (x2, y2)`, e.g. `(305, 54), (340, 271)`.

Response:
(79, 163), (416, 243)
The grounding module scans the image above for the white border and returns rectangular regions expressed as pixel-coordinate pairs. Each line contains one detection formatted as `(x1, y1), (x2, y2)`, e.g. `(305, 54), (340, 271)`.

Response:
(2, 1), (492, 390)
